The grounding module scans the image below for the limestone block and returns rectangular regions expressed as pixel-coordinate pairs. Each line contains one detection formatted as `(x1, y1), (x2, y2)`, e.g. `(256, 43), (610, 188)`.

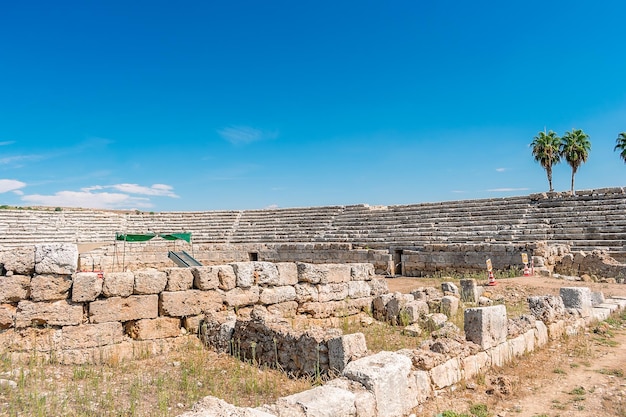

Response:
(523, 328), (535, 353)
(459, 279), (479, 303)
(592, 307), (611, 321)
(348, 281), (371, 299)
(192, 265), (223, 291)
(276, 262), (298, 286)
(278, 385), (356, 417)
(160, 290), (223, 317)
(0, 304), (16, 329)
(429, 358), (461, 390)
(350, 263), (374, 281)
(441, 282), (459, 296)
(61, 322), (123, 349)
(267, 301), (298, 317)
(71, 272), (103, 302)
(372, 293), (394, 321)
(318, 283), (349, 303)
(461, 351), (491, 380)
(294, 283), (319, 303)
(328, 332), (368, 372)
(16, 300), (83, 328)
(231, 262), (256, 288)
(298, 300), (351, 319)
(403, 323), (422, 337)
(253, 262), (280, 286)
(527, 295), (566, 323)
(490, 342), (512, 367)
(369, 278), (389, 296)
(534, 320), (549, 346)
(386, 293), (414, 323)
(102, 272), (134, 297)
(0, 246), (35, 275)
(402, 300), (429, 325)
(259, 286), (296, 305)
(560, 287), (593, 317)
(134, 269), (167, 294)
(411, 370), (433, 405)
(508, 334), (526, 357)
(343, 351), (414, 417)
(547, 320), (565, 339)
(34, 243), (78, 275)
(326, 378), (377, 417)
(590, 291), (605, 306)
(5, 327), (61, 352)
(89, 295), (158, 324)
(165, 268), (194, 291)
(464, 305), (508, 350)
(30, 274), (72, 301)
(441, 296), (459, 317)
(178, 395), (275, 417)
(296, 263), (351, 284)
(223, 286), (260, 307)
(423, 313), (448, 331)
(200, 312), (237, 353)
(125, 317), (181, 340)
(0, 275), (30, 303)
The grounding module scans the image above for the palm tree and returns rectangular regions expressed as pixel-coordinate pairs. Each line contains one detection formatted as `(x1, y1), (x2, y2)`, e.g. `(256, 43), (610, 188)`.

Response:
(531, 129), (561, 192)
(615, 132), (626, 164)
(560, 129), (591, 195)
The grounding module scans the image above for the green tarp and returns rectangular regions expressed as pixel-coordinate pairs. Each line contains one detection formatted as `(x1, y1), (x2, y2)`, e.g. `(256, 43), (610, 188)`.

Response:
(115, 232), (191, 243)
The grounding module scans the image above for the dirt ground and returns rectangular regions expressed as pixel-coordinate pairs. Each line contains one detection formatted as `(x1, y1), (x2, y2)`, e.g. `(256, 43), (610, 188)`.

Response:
(387, 275), (626, 417)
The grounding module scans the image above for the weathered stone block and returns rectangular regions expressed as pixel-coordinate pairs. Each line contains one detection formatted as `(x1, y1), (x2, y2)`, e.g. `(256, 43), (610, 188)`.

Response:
(547, 320), (565, 339)
(430, 358), (461, 390)
(560, 287), (592, 317)
(527, 295), (566, 323)
(253, 262), (280, 286)
(71, 272), (103, 302)
(125, 317), (181, 340)
(369, 278), (389, 296)
(490, 341), (511, 367)
(590, 291), (605, 306)
(278, 385), (356, 417)
(182, 315), (203, 334)
(459, 278), (479, 302)
(0, 304), (16, 329)
(297, 263), (351, 284)
(165, 268), (194, 291)
(423, 313), (448, 331)
(386, 293), (414, 323)
(326, 378), (377, 417)
(441, 282), (459, 296)
(230, 262), (256, 288)
(348, 281), (371, 299)
(534, 320), (548, 346)
(294, 283), (319, 303)
(0, 275), (30, 303)
(30, 274), (72, 301)
(275, 263), (298, 286)
(318, 283), (349, 302)
(350, 263), (374, 281)
(224, 286), (260, 307)
(89, 295), (158, 324)
(328, 332), (368, 372)
(16, 300), (83, 328)
(411, 370), (433, 405)
(343, 351), (413, 417)
(34, 243), (78, 275)
(372, 293), (394, 321)
(134, 269), (167, 294)
(102, 272), (134, 297)
(267, 301), (298, 317)
(461, 351), (491, 380)
(441, 295), (459, 317)
(160, 290), (223, 317)
(464, 305), (508, 350)
(192, 266), (224, 290)
(259, 286), (296, 305)
(402, 300), (429, 324)
(0, 246), (35, 275)
(61, 322), (123, 349)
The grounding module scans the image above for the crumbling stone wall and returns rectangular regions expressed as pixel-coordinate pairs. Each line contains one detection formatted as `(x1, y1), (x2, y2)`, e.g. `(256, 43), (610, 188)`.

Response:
(0, 243), (384, 364)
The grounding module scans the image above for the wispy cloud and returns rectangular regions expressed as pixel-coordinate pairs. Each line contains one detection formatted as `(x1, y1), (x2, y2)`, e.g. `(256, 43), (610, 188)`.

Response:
(20, 183), (179, 209)
(217, 126), (278, 145)
(0, 154), (43, 166)
(487, 187), (529, 192)
(0, 179), (26, 193)
(0, 141), (15, 146)
(22, 191), (152, 209)
(495, 168), (506, 172)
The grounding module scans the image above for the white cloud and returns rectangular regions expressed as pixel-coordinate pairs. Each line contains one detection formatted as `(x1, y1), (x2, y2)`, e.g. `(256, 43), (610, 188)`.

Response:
(0, 179), (26, 193)
(110, 183), (179, 197)
(22, 190), (152, 209)
(487, 187), (530, 192)
(495, 168), (506, 172)
(217, 126), (278, 145)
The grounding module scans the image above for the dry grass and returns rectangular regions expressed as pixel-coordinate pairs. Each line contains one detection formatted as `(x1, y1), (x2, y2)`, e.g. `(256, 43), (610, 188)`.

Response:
(0, 338), (312, 417)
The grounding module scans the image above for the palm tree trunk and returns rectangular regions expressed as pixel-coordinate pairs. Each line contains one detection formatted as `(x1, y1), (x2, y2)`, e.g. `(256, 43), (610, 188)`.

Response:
(571, 167), (577, 195)
(547, 166), (553, 192)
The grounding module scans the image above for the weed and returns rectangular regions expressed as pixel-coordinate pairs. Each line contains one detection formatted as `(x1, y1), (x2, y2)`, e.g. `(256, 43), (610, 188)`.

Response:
(553, 367), (566, 374)
(568, 386), (586, 396)
(469, 403), (489, 417)
(598, 368), (625, 377)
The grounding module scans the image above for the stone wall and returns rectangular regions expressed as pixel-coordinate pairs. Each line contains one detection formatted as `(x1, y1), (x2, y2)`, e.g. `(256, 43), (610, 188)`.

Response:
(0, 243), (385, 364)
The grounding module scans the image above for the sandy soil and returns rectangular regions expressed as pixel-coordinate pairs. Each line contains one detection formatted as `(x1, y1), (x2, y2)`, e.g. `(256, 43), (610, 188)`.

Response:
(388, 275), (626, 417)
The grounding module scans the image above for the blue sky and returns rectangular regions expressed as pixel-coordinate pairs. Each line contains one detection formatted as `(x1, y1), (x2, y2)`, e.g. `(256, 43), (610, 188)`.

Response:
(1, 1), (625, 211)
